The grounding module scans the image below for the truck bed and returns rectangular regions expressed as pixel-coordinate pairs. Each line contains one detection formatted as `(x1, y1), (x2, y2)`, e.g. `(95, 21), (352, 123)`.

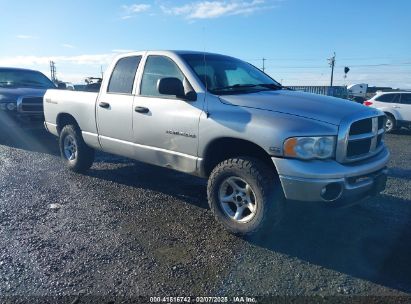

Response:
(43, 89), (99, 135)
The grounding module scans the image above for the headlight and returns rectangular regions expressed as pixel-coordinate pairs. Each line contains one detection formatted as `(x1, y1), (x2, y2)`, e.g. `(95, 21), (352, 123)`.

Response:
(283, 136), (336, 160)
(6, 103), (16, 111)
(0, 102), (17, 111)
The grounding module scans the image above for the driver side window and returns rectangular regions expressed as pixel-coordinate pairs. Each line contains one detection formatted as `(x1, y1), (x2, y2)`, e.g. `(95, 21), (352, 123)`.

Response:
(140, 56), (184, 98)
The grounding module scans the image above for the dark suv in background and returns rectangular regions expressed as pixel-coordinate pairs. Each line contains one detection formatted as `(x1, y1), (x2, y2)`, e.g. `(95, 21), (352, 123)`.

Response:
(0, 67), (55, 127)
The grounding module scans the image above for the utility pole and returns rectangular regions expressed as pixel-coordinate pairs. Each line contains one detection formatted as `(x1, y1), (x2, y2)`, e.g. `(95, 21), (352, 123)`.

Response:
(262, 58), (266, 72)
(50, 61), (57, 83)
(327, 52), (336, 86)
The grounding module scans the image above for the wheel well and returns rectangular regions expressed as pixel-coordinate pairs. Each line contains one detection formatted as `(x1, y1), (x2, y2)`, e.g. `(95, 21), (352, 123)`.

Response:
(384, 112), (395, 120)
(56, 113), (78, 134)
(202, 138), (276, 177)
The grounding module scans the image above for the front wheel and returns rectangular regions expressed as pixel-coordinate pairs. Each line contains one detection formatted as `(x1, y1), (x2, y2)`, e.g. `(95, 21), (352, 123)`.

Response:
(385, 114), (396, 133)
(59, 124), (95, 173)
(207, 157), (284, 236)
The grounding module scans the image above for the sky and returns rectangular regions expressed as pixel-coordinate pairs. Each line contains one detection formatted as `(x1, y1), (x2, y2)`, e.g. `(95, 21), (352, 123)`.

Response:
(0, 0), (410, 88)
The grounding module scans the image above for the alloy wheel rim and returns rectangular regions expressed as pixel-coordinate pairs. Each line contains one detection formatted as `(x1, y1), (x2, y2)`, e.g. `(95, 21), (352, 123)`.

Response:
(218, 176), (258, 223)
(385, 119), (393, 131)
(63, 135), (77, 161)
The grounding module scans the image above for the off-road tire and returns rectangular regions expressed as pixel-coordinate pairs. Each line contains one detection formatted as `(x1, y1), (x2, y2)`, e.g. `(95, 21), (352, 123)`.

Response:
(207, 157), (284, 236)
(59, 124), (94, 173)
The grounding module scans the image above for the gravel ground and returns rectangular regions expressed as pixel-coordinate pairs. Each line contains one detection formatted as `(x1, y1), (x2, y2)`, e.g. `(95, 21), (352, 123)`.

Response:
(0, 125), (410, 302)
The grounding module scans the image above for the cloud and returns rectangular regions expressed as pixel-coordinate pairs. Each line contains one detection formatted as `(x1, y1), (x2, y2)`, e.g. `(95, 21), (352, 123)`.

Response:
(16, 35), (36, 39)
(0, 53), (116, 83)
(112, 49), (135, 53)
(0, 53), (116, 67)
(161, 0), (275, 19)
(61, 44), (75, 49)
(122, 3), (151, 19)
(119, 1), (278, 20)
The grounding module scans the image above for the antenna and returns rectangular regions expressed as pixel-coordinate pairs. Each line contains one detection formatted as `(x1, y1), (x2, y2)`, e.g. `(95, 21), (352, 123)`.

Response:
(202, 26), (210, 118)
(262, 58), (266, 72)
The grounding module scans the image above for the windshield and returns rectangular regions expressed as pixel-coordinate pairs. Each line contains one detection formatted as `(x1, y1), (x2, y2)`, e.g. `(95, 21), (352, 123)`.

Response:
(0, 69), (55, 89)
(181, 53), (281, 95)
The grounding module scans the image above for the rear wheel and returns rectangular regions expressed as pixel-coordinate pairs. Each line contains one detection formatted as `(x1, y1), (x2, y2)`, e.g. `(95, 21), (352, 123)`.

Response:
(385, 114), (396, 133)
(207, 157), (284, 236)
(59, 124), (94, 173)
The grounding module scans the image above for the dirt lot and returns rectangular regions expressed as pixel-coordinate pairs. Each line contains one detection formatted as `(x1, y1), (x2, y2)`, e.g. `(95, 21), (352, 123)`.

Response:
(0, 125), (410, 302)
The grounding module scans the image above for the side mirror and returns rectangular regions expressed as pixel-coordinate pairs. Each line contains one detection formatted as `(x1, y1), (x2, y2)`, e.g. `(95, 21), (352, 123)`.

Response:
(157, 77), (196, 101)
(158, 77), (184, 96)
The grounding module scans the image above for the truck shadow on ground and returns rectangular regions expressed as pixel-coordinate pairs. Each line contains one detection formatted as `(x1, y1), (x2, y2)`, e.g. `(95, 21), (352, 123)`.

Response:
(88, 159), (411, 293)
(247, 195), (411, 293)
(89, 156), (209, 210)
(0, 124), (59, 156)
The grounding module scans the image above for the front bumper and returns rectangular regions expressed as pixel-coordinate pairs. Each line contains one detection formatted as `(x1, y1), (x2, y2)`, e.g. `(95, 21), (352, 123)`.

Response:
(44, 121), (59, 136)
(272, 147), (390, 204)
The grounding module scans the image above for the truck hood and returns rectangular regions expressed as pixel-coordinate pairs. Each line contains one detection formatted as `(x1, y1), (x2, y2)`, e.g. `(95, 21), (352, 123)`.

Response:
(218, 89), (374, 126)
(0, 87), (48, 102)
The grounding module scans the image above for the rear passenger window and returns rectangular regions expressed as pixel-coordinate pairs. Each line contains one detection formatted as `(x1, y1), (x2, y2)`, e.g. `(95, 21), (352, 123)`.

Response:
(375, 94), (399, 103)
(400, 94), (411, 105)
(108, 56), (141, 94)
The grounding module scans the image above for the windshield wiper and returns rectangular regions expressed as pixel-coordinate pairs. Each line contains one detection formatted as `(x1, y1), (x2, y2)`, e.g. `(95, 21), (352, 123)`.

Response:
(212, 83), (283, 92)
(212, 84), (260, 91)
(258, 83), (285, 90)
(256, 83), (294, 91)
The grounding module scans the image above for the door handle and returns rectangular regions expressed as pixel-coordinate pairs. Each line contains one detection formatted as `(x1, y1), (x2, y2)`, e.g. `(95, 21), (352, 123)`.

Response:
(99, 102), (110, 109)
(134, 106), (149, 113)
(392, 105), (401, 108)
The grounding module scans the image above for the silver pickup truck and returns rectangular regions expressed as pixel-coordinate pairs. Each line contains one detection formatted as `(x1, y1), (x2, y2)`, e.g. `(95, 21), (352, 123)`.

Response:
(44, 50), (389, 235)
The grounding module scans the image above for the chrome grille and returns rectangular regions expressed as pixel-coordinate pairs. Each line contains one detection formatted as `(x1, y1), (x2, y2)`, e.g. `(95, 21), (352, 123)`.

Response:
(336, 113), (386, 163)
(19, 97), (43, 113)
